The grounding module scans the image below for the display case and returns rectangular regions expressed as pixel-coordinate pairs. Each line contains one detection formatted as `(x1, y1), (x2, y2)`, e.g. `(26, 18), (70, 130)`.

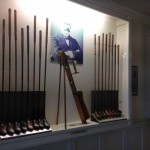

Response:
(0, 0), (130, 139)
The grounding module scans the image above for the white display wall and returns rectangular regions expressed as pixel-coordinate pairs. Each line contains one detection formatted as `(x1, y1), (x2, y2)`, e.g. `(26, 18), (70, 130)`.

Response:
(0, 0), (129, 131)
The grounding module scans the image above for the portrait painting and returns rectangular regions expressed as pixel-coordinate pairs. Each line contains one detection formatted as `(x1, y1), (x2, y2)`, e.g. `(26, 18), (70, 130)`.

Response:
(50, 21), (83, 64)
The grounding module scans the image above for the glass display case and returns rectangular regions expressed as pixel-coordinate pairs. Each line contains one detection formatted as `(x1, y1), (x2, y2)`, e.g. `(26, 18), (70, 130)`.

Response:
(0, 0), (130, 139)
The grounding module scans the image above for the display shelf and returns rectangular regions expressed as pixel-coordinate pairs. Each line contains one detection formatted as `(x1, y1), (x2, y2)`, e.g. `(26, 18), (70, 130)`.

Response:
(91, 113), (127, 123)
(51, 118), (129, 133)
(0, 128), (52, 140)
(0, 115), (128, 140)
(51, 120), (98, 132)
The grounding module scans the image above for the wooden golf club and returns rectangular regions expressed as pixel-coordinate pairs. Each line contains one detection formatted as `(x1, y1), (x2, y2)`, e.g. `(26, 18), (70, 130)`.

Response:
(26, 25), (33, 131)
(20, 28), (28, 133)
(32, 15), (40, 130)
(42, 18), (50, 129)
(0, 19), (7, 136)
(13, 9), (21, 134)
(7, 8), (15, 136)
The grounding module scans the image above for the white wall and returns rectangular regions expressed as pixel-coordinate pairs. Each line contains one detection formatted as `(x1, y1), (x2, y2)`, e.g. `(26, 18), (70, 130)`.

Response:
(116, 20), (129, 118)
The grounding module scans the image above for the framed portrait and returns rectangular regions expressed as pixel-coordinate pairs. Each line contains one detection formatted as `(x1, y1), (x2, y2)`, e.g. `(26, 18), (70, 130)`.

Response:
(50, 21), (83, 64)
(132, 66), (138, 96)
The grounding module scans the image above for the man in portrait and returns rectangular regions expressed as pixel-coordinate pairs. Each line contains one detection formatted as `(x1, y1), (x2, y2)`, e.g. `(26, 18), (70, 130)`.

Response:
(50, 22), (83, 64)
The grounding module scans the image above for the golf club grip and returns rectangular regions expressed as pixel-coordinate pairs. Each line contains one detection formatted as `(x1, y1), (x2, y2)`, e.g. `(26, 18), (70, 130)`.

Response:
(33, 16), (36, 91)
(2, 19), (5, 92)
(8, 8), (11, 92)
(34, 16), (36, 43)
(108, 32), (111, 90)
(105, 34), (107, 91)
(27, 25), (29, 92)
(102, 33), (104, 90)
(39, 30), (42, 91)
(94, 34), (96, 91)
(111, 34), (114, 90)
(114, 44), (116, 90)
(98, 36), (100, 91)
(117, 45), (120, 90)
(14, 10), (17, 40)
(8, 8), (11, 39)
(14, 9), (17, 91)
(21, 28), (24, 91)
(44, 18), (49, 91)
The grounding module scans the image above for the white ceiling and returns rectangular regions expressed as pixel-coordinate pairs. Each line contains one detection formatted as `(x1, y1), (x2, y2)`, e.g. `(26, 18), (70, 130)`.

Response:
(110, 0), (150, 16)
